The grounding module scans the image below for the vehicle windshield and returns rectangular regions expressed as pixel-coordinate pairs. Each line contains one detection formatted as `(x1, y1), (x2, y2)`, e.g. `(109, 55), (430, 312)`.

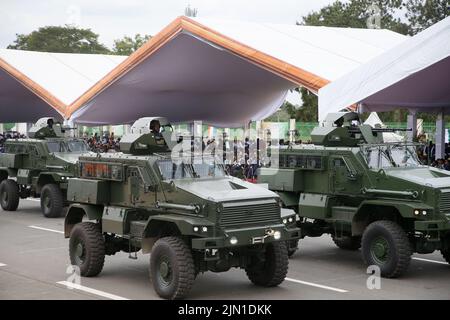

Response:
(67, 140), (89, 152)
(361, 144), (420, 169)
(157, 158), (226, 180)
(47, 140), (89, 153)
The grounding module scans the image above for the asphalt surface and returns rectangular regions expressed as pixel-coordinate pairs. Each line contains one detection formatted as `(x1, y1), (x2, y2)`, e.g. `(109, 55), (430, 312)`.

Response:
(0, 199), (449, 300)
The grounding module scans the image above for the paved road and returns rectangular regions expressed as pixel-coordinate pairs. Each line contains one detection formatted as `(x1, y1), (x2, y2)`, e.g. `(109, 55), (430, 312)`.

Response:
(0, 199), (449, 300)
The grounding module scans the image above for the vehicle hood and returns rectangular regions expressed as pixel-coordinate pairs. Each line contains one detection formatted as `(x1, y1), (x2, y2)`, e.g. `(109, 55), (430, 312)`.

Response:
(384, 166), (450, 188)
(54, 152), (95, 164)
(172, 177), (278, 202)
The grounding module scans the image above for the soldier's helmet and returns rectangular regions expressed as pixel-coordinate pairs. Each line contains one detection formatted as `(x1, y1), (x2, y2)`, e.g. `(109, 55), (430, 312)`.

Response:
(150, 119), (161, 135)
(47, 118), (54, 129)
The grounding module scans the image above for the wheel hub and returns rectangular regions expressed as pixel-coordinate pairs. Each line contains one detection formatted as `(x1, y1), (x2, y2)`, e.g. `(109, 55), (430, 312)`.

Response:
(43, 195), (51, 208)
(75, 243), (84, 258)
(159, 261), (170, 278)
(372, 237), (389, 263)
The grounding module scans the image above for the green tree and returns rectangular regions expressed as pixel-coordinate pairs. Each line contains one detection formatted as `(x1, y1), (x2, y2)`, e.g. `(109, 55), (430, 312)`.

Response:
(185, 4), (198, 17)
(406, 0), (450, 35)
(296, 0), (412, 123)
(298, 0), (410, 35)
(264, 101), (295, 122)
(112, 34), (152, 56)
(7, 25), (110, 54)
(264, 88), (318, 123)
(295, 88), (318, 122)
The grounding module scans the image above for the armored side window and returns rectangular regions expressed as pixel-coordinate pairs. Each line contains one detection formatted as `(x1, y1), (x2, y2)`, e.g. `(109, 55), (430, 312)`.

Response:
(333, 158), (346, 167)
(16, 144), (26, 154)
(29, 145), (39, 156)
(297, 155), (307, 168)
(307, 156), (322, 169)
(287, 155), (297, 168)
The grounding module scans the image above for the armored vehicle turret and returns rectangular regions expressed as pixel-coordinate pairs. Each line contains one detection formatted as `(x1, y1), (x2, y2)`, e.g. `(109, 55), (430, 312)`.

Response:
(0, 117), (93, 217)
(64, 117), (300, 299)
(259, 112), (450, 277)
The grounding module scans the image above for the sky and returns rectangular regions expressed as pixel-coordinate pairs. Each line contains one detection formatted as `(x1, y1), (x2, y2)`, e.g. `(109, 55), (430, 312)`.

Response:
(0, 0), (337, 49)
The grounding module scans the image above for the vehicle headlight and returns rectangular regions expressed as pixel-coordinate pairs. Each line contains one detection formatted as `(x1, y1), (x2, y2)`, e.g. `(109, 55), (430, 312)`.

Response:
(193, 226), (209, 233)
(422, 210), (427, 216)
(230, 237), (238, 245)
(273, 231), (281, 240)
(288, 217), (293, 223)
(414, 209), (420, 215)
(283, 219), (288, 224)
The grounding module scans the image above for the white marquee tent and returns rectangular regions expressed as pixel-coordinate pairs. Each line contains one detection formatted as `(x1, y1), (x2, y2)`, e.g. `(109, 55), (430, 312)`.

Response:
(0, 16), (407, 127)
(318, 17), (450, 121)
(0, 49), (126, 122)
(67, 17), (406, 127)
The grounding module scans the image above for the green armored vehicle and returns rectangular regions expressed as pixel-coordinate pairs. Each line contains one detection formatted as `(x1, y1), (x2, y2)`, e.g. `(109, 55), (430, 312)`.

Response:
(0, 118), (92, 217)
(64, 117), (300, 299)
(259, 112), (450, 278)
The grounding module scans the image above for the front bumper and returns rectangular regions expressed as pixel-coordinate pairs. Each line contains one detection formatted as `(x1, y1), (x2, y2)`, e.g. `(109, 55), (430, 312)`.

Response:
(415, 218), (450, 232)
(191, 224), (300, 250)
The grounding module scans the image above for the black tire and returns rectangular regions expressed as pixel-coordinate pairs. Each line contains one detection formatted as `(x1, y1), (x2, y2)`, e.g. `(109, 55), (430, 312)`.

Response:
(246, 241), (289, 287)
(69, 222), (105, 277)
(361, 220), (412, 278)
(287, 239), (299, 257)
(442, 250), (450, 264)
(332, 235), (361, 251)
(0, 179), (20, 211)
(40, 184), (64, 218)
(150, 236), (195, 300)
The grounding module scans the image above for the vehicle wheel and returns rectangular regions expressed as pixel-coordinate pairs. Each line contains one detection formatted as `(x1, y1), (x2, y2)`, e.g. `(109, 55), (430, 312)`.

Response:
(361, 220), (412, 278)
(442, 250), (450, 264)
(40, 184), (63, 218)
(69, 222), (105, 277)
(287, 239), (299, 257)
(441, 236), (450, 264)
(332, 235), (361, 251)
(246, 241), (289, 287)
(150, 236), (195, 300)
(0, 179), (20, 211)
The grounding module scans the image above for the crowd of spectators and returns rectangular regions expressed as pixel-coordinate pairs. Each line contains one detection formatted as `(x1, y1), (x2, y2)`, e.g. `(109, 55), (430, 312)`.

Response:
(82, 132), (121, 153)
(0, 131), (26, 153)
(417, 139), (450, 170)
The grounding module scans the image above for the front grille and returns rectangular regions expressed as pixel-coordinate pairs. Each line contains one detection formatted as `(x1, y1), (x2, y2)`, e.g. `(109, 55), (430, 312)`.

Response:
(439, 191), (450, 213)
(220, 199), (280, 229)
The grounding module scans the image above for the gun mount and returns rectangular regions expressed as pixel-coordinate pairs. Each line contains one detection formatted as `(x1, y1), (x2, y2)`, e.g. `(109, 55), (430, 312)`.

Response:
(311, 112), (411, 146)
(28, 117), (69, 139)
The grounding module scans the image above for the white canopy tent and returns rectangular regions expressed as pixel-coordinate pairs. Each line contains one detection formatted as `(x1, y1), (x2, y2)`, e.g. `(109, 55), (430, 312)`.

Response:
(319, 17), (450, 119)
(0, 49), (126, 122)
(66, 17), (406, 127)
(0, 17), (406, 128)
(318, 17), (450, 158)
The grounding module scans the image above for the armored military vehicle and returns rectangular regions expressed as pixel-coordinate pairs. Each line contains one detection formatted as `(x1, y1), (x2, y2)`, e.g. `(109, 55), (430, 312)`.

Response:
(64, 117), (300, 299)
(259, 112), (450, 278)
(0, 118), (92, 217)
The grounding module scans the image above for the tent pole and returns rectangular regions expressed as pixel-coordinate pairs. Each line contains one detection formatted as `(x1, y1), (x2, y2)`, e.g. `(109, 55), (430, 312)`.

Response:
(406, 110), (417, 142)
(435, 110), (445, 160)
